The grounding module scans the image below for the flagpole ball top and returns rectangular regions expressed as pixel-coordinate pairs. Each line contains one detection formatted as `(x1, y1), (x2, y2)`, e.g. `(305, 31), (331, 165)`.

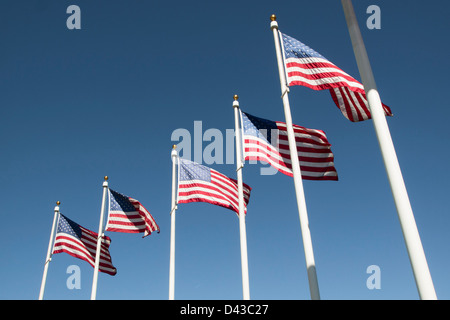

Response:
(55, 201), (60, 212)
(104, 176), (108, 181)
(270, 14), (278, 29)
(171, 144), (178, 157)
(232, 95), (239, 108)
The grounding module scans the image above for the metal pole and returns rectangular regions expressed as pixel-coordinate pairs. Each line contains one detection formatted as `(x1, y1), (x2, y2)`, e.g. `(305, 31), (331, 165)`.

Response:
(169, 145), (178, 300)
(91, 176), (109, 300)
(38, 201), (61, 300)
(341, 0), (436, 300)
(270, 14), (320, 300)
(233, 95), (251, 300)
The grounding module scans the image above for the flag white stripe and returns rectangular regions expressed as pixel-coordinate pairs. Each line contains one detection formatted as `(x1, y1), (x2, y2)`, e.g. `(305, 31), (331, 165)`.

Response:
(287, 74), (364, 90)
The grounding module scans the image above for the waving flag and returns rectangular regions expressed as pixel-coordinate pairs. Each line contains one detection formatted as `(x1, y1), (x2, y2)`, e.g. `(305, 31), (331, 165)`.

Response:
(177, 158), (251, 215)
(105, 189), (160, 237)
(280, 32), (392, 121)
(281, 32), (363, 92)
(329, 86), (393, 122)
(52, 214), (117, 276)
(241, 111), (338, 181)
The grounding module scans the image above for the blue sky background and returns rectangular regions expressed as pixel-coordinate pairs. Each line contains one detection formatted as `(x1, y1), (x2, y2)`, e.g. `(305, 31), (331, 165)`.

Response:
(1, 0), (449, 300)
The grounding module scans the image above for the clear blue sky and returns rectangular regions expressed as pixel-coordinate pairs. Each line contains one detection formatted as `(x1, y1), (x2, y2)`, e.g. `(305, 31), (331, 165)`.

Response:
(1, 0), (449, 300)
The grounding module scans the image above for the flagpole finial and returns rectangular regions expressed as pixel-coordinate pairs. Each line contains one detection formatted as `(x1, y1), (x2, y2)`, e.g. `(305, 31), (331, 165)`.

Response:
(270, 14), (278, 29)
(104, 176), (108, 181)
(171, 144), (178, 158)
(54, 201), (60, 212)
(233, 94), (239, 108)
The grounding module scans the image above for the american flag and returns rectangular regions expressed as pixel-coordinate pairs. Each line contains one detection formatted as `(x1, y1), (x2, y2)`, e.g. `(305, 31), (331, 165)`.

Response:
(105, 189), (160, 237)
(177, 158), (251, 215)
(329, 87), (393, 122)
(241, 110), (338, 181)
(281, 32), (364, 92)
(280, 32), (392, 122)
(52, 214), (117, 276)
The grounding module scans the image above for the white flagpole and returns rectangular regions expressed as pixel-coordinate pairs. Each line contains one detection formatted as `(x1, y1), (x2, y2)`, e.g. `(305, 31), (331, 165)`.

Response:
(91, 176), (109, 300)
(169, 145), (178, 300)
(270, 15), (320, 300)
(341, 0), (436, 300)
(38, 201), (61, 300)
(233, 95), (251, 300)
